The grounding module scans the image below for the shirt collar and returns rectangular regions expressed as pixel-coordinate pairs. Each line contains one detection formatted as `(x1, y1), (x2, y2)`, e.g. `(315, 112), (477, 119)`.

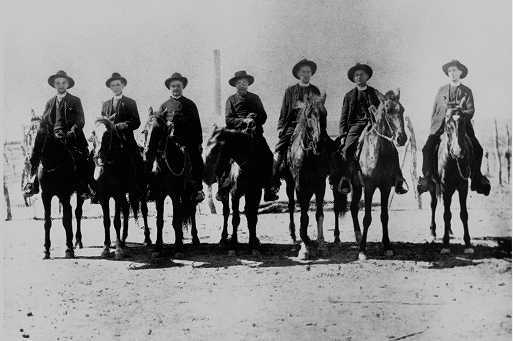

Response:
(449, 81), (461, 87)
(298, 82), (310, 87)
(171, 95), (182, 100)
(113, 94), (123, 101)
(56, 92), (67, 100)
(356, 85), (368, 91)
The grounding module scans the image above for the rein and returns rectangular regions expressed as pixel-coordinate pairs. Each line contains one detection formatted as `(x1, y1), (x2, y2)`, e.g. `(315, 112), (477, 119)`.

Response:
(370, 108), (396, 144)
(162, 130), (188, 177)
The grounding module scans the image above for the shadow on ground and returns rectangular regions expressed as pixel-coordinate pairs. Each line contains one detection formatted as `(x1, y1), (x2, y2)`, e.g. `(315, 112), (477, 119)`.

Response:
(74, 236), (511, 270)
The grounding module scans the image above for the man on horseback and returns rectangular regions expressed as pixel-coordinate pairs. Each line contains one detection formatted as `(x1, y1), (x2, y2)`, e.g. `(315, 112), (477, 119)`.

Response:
(417, 60), (490, 195)
(24, 70), (91, 198)
(272, 59), (331, 193)
(216, 70), (278, 202)
(100, 72), (144, 197)
(145, 72), (205, 203)
(337, 63), (408, 194)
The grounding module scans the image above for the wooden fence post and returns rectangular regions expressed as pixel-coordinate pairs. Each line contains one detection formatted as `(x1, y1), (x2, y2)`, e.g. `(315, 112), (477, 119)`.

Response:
(506, 124), (511, 184)
(495, 119), (502, 185)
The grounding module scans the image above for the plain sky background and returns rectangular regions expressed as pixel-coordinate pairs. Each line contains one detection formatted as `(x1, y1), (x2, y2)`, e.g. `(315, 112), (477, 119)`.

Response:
(2, 0), (511, 147)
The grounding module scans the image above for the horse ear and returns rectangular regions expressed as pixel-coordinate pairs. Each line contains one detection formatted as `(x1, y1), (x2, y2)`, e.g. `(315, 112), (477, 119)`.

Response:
(320, 92), (327, 104)
(394, 88), (401, 100)
(376, 91), (385, 103)
(148, 106), (153, 115)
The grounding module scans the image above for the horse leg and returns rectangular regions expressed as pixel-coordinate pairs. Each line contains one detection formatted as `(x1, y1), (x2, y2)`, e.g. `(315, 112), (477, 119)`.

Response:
(428, 189), (438, 243)
(333, 191), (341, 245)
(219, 196), (230, 247)
(380, 186), (393, 256)
(100, 199), (111, 257)
(441, 188), (454, 255)
(113, 197), (123, 259)
(121, 195), (129, 246)
(172, 196), (185, 257)
(316, 185), (328, 257)
(246, 190), (261, 255)
(297, 193), (313, 260)
(129, 193), (141, 229)
(60, 194), (74, 258)
(191, 207), (200, 247)
(285, 177), (297, 244)
(459, 183), (473, 253)
(42, 192), (52, 259)
(351, 185), (362, 244)
(74, 194), (84, 249)
(154, 196), (165, 254)
(139, 198), (151, 246)
(358, 186), (375, 261)
(228, 195), (241, 254)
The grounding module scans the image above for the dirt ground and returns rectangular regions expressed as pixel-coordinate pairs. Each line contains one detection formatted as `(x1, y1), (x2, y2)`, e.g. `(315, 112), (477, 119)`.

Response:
(2, 184), (511, 341)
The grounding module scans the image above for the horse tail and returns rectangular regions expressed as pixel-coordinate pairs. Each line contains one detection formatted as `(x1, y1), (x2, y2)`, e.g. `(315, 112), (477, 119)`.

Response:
(334, 190), (349, 216)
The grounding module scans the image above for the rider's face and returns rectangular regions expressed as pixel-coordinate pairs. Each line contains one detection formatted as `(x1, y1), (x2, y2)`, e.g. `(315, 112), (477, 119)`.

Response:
(297, 66), (312, 84)
(169, 81), (184, 97)
(353, 70), (369, 86)
(53, 78), (69, 94)
(235, 78), (249, 93)
(447, 66), (462, 82)
(109, 80), (125, 96)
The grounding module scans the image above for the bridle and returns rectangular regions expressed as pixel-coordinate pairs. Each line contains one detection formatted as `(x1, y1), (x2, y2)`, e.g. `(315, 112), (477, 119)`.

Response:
(161, 122), (189, 177)
(370, 103), (400, 144)
(445, 114), (469, 179)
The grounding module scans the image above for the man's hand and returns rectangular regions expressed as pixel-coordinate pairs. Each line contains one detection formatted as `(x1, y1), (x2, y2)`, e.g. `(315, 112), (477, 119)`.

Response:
(115, 122), (129, 130)
(66, 130), (75, 140)
(243, 117), (255, 126)
(339, 137), (346, 147)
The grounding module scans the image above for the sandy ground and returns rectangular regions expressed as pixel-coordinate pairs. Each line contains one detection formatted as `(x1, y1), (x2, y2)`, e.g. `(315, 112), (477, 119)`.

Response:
(1, 184), (511, 341)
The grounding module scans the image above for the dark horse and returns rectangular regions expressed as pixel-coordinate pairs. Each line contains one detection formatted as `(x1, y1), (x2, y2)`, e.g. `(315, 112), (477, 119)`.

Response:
(283, 94), (331, 259)
(203, 126), (265, 255)
(144, 112), (197, 257)
(429, 106), (474, 254)
(343, 90), (407, 261)
(38, 132), (85, 259)
(92, 118), (137, 259)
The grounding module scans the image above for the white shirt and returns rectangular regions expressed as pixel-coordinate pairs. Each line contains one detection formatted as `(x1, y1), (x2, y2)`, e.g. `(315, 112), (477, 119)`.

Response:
(449, 80), (461, 87)
(56, 92), (67, 104)
(298, 82), (310, 87)
(356, 85), (368, 91)
(171, 95), (182, 100)
(113, 94), (123, 107)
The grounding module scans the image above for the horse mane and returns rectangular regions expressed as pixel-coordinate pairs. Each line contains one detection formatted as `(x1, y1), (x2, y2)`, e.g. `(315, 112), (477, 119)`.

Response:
(94, 117), (114, 130)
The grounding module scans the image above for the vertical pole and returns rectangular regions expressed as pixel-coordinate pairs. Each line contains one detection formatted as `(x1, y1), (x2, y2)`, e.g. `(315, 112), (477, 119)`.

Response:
(495, 119), (502, 186)
(213, 49), (222, 118)
(506, 124), (511, 184)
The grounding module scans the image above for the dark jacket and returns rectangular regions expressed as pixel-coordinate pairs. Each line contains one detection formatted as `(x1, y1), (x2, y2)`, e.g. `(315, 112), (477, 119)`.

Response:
(339, 86), (380, 138)
(225, 91), (267, 135)
(158, 96), (202, 146)
(430, 83), (474, 135)
(101, 95), (141, 146)
(41, 92), (87, 148)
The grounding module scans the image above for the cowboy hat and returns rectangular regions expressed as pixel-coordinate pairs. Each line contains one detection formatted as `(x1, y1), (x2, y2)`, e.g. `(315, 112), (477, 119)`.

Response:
(228, 70), (255, 87)
(48, 70), (75, 89)
(105, 72), (127, 87)
(347, 63), (373, 82)
(292, 59), (317, 79)
(442, 59), (468, 79)
(165, 72), (188, 89)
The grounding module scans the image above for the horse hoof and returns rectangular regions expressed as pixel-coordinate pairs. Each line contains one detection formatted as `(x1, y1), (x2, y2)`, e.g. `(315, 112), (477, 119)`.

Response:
(384, 249), (394, 257)
(192, 237), (201, 247)
(318, 245), (329, 258)
(100, 248), (110, 258)
(440, 248), (451, 255)
(251, 249), (261, 257)
(65, 249), (75, 259)
(428, 235), (436, 244)
(43, 251), (50, 260)
(114, 247), (124, 260)
(227, 249), (236, 256)
(464, 247), (474, 254)
(143, 239), (152, 247)
(358, 252), (367, 261)
(297, 243), (310, 260)
(174, 252), (185, 259)
(333, 238), (341, 246)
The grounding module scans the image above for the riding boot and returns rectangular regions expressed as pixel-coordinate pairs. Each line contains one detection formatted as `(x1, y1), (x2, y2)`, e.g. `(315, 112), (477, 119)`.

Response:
(270, 151), (286, 194)
(418, 136), (438, 194)
(394, 176), (408, 194)
(24, 164), (40, 196)
(470, 168), (491, 196)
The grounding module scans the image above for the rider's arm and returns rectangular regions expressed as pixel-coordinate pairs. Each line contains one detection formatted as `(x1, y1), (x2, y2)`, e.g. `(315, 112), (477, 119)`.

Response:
(71, 97), (85, 133)
(460, 88), (475, 120)
(191, 101), (203, 146)
(253, 95), (267, 126)
(277, 88), (290, 133)
(225, 97), (245, 129)
(118, 99), (141, 131)
(339, 93), (349, 138)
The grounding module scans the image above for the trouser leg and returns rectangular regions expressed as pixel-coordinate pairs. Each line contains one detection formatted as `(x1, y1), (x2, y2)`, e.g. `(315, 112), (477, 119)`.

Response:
(421, 134), (440, 178)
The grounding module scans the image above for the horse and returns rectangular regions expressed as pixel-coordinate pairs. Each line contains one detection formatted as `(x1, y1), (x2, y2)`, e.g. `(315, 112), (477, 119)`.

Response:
(428, 106), (474, 254)
(282, 94), (331, 259)
(339, 89), (407, 260)
(38, 130), (86, 259)
(144, 111), (198, 257)
(203, 125), (265, 255)
(91, 118), (135, 259)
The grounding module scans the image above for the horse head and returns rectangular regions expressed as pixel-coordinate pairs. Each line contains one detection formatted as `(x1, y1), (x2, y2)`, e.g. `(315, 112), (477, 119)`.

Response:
(378, 89), (407, 146)
(92, 117), (116, 180)
(297, 93), (326, 155)
(445, 112), (465, 160)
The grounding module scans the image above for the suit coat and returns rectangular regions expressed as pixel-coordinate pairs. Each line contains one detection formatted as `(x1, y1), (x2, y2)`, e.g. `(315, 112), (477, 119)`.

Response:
(158, 96), (202, 146)
(101, 95), (141, 146)
(339, 86), (380, 138)
(225, 91), (267, 135)
(430, 84), (475, 135)
(41, 92), (87, 148)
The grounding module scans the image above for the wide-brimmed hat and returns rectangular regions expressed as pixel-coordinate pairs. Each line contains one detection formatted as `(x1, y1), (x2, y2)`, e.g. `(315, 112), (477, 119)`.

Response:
(105, 72), (127, 87)
(228, 70), (255, 87)
(165, 72), (188, 89)
(442, 59), (468, 79)
(48, 70), (75, 89)
(347, 63), (373, 82)
(292, 59), (317, 79)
